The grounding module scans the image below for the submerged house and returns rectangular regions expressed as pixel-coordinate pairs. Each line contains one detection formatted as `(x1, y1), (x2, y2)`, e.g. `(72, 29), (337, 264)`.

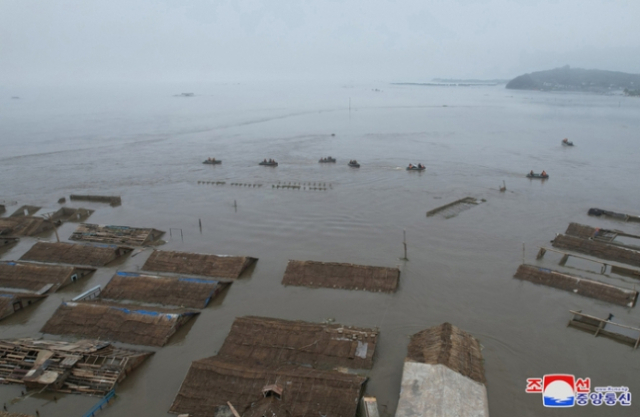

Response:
(282, 260), (400, 293)
(170, 316), (376, 417)
(0, 338), (152, 395)
(20, 241), (133, 267)
(395, 323), (489, 417)
(0, 216), (55, 237)
(0, 261), (95, 294)
(70, 223), (164, 246)
(41, 301), (199, 347)
(142, 250), (257, 279)
(0, 292), (47, 321)
(100, 271), (229, 309)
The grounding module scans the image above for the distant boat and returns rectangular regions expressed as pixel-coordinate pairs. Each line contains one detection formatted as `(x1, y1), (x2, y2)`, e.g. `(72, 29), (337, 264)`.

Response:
(176, 93), (194, 97)
(319, 157), (336, 163)
(259, 160), (278, 167)
(562, 138), (574, 146)
(527, 173), (549, 179)
(11, 96), (20, 99)
(406, 165), (425, 171)
(203, 159), (221, 165)
(348, 161), (360, 168)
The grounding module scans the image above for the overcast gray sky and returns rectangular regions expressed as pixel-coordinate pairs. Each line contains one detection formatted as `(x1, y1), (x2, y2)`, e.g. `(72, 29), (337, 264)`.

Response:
(2, 0), (639, 84)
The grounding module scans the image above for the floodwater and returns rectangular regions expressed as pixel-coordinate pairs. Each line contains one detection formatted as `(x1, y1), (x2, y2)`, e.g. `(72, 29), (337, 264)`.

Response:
(1, 82), (639, 417)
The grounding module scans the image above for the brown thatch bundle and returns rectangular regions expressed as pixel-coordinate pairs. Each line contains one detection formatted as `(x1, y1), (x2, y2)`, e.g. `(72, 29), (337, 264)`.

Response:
(282, 260), (400, 293)
(41, 301), (199, 346)
(142, 250), (257, 279)
(565, 223), (598, 239)
(20, 241), (132, 267)
(407, 322), (486, 384)
(553, 234), (640, 268)
(219, 316), (378, 370)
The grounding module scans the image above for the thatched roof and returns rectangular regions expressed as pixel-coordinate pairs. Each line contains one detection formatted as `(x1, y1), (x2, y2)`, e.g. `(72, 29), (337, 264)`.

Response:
(41, 301), (199, 347)
(9, 205), (41, 217)
(169, 356), (366, 417)
(565, 222), (598, 239)
(70, 223), (164, 246)
(553, 234), (640, 268)
(282, 260), (400, 293)
(406, 322), (486, 384)
(219, 316), (378, 369)
(0, 261), (95, 293)
(0, 217), (55, 237)
(514, 264), (637, 307)
(100, 271), (228, 309)
(0, 292), (47, 321)
(142, 250), (257, 279)
(0, 204), (5, 215)
(0, 237), (19, 248)
(0, 412), (35, 417)
(20, 241), (133, 267)
(70, 195), (121, 206)
(0, 338), (152, 395)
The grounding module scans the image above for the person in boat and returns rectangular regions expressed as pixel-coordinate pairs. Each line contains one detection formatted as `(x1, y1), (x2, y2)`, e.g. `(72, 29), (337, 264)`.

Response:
(408, 163), (413, 168)
(563, 138), (568, 143)
(541, 170), (547, 176)
(530, 170), (534, 176)
(263, 158), (267, 163)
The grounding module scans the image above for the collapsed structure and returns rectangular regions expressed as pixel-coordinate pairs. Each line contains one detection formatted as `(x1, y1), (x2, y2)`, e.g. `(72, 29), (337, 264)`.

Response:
(20, 241), (133, 267)
(395, 323), (489, 417)
(100, 271), (229, 309)
(69, 195), (122, 206)
(0, 338), (152, 395)
(282, 260), (400, 293)
(170, 316), (376, 417)
(0, 261), (95, 294)
(514, 264), (638, 307)
(142, 250), (257, 279)
(70, 223), (165, 246)
(41, 301), (199, 347)
(568, 310), (640, 349)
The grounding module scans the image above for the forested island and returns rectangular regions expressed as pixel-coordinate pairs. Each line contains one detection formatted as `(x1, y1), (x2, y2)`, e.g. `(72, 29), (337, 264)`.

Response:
(506, 66), (640, 93)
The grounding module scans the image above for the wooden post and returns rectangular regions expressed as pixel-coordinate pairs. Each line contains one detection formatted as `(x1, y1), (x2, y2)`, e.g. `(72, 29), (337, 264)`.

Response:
(198, 219), (202, 234)
(536, 248), (546, 260)
(522, 243), (525, 264)
(401, 230), (408, 261)
(227, 402), (241, 417)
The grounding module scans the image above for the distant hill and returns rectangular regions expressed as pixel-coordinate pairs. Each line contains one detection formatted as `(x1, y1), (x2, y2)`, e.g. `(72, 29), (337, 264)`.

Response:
(506, 66), (640, 92)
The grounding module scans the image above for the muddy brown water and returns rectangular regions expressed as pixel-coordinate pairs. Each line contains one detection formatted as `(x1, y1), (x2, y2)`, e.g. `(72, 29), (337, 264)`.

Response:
(1, 83), (640, 416)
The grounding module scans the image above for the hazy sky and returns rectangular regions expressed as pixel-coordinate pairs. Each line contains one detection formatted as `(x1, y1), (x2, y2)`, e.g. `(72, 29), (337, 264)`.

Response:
(2, 0), (639, 84)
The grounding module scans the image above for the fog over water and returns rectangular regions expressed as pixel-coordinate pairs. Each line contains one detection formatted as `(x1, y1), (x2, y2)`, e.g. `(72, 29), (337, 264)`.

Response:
(2, 1), (640, 416)
(1, 83), (640, 417)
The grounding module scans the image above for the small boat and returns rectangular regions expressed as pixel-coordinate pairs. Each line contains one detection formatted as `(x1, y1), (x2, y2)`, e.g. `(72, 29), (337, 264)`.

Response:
(527, 173), (549, 179)
(319, 157), (336, 163)
(562, 139), (574, 146)
(203, 159), (221, 165)
(406, 165), (425, 171)
(259, 160), (278, 167)
(348, 161), (360, 168)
